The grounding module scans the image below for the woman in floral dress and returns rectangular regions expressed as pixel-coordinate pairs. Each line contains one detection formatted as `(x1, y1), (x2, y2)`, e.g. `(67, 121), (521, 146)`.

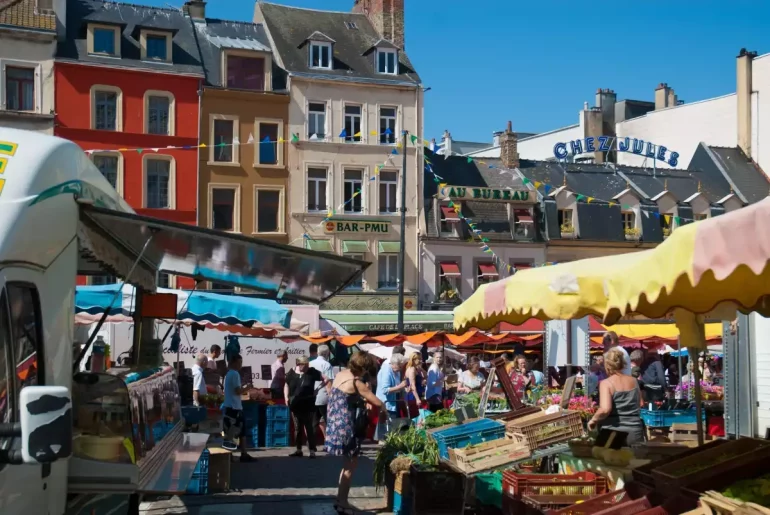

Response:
(325, 352), (382, 514)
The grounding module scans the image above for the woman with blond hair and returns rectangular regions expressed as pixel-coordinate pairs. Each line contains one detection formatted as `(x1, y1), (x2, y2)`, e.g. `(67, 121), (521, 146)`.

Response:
(405, 353), (427, 418)
(587, 347), (645, 444)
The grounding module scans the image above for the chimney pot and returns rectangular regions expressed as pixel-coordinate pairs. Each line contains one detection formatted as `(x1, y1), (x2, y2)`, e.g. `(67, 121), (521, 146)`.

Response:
(596, 88), (602, 94)
(500, 121), (519, 169)
(506, 120), (512, 133)
(184, 0), (206, 20)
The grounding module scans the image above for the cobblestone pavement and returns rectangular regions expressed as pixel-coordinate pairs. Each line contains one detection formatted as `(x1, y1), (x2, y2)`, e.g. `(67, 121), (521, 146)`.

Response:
(140, 445), (392, 515)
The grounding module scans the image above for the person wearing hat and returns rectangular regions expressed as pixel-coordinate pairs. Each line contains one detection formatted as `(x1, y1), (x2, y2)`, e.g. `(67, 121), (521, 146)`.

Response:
(285, 355), (322, 458)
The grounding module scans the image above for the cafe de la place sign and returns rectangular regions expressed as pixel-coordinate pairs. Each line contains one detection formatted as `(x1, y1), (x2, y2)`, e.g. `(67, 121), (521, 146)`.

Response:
(438, 185), (533, 202)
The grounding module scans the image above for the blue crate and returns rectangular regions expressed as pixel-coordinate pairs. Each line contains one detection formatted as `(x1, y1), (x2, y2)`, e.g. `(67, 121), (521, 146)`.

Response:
(432, 419), (506, 460)
(182, 406), (207, 425)
(640, 408), (705, 428)
(152, 424), (167, 442)
(244, 412), (260, 430)
(243, 402), (260, 421)
(266, 432), (290, 447)
(192, 449), (209, 476)
(186, 475), (208, 495)
(266, 405), (289, 420)
(266, 418), (290, 434)
(393, 492), (412, 515)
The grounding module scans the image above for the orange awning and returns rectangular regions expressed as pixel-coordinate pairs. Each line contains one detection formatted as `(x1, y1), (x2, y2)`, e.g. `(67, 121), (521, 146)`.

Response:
(408, 331), (441, 345)
(338, 335), (367, 347)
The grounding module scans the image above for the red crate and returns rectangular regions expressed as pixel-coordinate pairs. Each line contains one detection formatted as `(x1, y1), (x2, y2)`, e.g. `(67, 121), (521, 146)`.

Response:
(593, 497), (652, 515)
(550, 490), (633, 515)
(502, 471), (608, 499)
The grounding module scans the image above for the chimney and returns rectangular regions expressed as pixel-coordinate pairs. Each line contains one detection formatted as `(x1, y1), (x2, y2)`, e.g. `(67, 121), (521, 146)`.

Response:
(183, 0), (206, 20)
(581, 108), (605, 164)
(655, 83), (676, 110)
(492, 130), (502, 147)
(737, 48), (757, 158)
(500, 121), (520, 169)
(353, 0), (405, 49)
(442, 130), (452, 157)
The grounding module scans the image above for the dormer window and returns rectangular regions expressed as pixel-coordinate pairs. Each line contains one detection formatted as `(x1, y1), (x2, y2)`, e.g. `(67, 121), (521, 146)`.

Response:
(141, 30), (172, 62)
(377, 48), (397, 75)
(88, 24), (120, 57)
(226, 53), (267, 91)
(440, 204), (460, 236)
(310, 42), (332, 69)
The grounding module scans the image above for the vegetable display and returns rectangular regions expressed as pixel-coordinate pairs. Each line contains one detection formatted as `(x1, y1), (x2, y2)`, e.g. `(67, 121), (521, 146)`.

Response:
(373, 427), (439, 487)
(423, 409), (456, 429)
(722, 474), (770, 506)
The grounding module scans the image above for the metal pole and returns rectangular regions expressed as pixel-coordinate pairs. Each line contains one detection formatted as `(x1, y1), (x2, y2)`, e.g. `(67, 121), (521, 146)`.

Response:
(397, 130), (408, 334)
(677, 337), (683, 387)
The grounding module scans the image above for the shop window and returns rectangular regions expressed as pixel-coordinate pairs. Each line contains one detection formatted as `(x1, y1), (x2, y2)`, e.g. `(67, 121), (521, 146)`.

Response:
(438, 262), (461, 301)
(344, 104), (362, 142)
(210, 115), (238, 164)
(512, 263), (532, 274)
(440, 204), (460, 236)
(158, 273), (171, 289)
(476, 263), (498, 288)
(308, 102), (326, 139)
(344, 169), (363, 213)
(694, 214), (708, 221)
(622, 211), (638, 239)
(379, 171), (398, 214)
(4, 67), (35, 111)
(255, 120), (282, 166)
(309, 42), (331, 69)
(90, 276), (116, 285)
(307, 168), (328, 212)
(377, 49), (398, 75)
(379, 106), (397, 144)
(378, 254), (398, 289)
(210, 186), (238, 231)
(227, 55), (265, 91)
(255, 187), (283, 234)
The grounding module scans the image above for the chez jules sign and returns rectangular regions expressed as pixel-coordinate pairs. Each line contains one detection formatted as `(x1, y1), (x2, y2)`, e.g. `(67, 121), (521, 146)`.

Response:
(438, 185), (531, 202)
(324, 219), (391, 234)
(553, 137), (680, 167)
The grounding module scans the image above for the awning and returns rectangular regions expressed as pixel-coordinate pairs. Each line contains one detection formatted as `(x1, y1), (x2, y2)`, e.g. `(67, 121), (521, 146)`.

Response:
(77, 205), (368, 303)
(515, 209), (533, 223)
(343, 240), (368, 254)
(305, 239), (333, 252)
(378, 241), (401, 254)
(441, 206), (460, 221)
(440, 262), (461, 277)
(320, 310), (454, 333)
(513, 263), (531, 270)
(478, 263), (498, 277)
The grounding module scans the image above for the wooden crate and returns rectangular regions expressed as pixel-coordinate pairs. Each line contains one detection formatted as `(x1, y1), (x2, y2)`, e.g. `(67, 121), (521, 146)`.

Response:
(447, 438), (531, 474)
(506, 410), (584, 452)
(671, 423), (714, 443)
(698, 491), (770, 515)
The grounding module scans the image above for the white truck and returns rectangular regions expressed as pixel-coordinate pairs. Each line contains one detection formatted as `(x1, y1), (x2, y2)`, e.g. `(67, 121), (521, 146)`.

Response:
(0, 128), (367, 514)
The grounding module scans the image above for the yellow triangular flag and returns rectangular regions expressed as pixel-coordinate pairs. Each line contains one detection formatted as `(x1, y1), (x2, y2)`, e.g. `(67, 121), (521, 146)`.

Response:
(397, 141), (402, 148)
(200, 143), (207, 148)
(370, 130), (377, 136)
(439, 183), (447, 188)
(354, 132), (362, 138)
(608, 202), (616, 208)
(278, 137), (285, 143)
(664, 214), (671, 224)
(423, 139), (430, 146)
(534, 181), (542, 188)
(587, 197), (594, 203)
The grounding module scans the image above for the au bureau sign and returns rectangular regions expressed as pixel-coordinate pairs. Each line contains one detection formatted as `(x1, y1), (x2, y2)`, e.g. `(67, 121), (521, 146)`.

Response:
(438, 185), (531, 202)
(321, 294), (417, 311)
(325, 219), (391, 234)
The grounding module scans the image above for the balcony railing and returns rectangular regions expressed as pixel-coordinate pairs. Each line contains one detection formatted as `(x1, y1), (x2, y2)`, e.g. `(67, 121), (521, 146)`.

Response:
(378, 280), (398, 290)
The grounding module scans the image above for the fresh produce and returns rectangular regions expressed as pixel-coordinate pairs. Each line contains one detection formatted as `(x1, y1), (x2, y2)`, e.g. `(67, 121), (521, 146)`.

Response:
(423, 409), (456, 429)
(602, 448), (634, 467)
(722, 473), (770, 506)
(373, 427), (439, 487)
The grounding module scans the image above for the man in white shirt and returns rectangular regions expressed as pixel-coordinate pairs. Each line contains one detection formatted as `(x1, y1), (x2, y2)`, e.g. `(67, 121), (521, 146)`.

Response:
(221, 354), (255, 462)
(310, 344), (334, 441)
(603, 331), (632, 376)
(191, 352), (208, 406)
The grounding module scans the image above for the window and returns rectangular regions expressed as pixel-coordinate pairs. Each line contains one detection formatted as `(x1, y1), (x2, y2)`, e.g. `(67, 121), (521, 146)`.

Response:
(476, 263), (499, 287)
(145, 34), (169, 61)
(212, 118), (236, 163)
(694, 214), (708, 221)
(438, 262), (461, 301)
(211, 187), (237, 231)
(513, 208), (534, 239)
(558, 209), (574, 231)
(378, 254), (398, 289)
(0, 291), (12, 445)
(344, 104), (362, 142)
(379, 107), (397, 144)
(93, 154), (119, 190)
(147, 95), (171, 135)
(309, 42), (331, 69)
(90, 276), (116, 286)
(145, 159), (171, 209)
(308, 102), (326, 139)
(158, 273), (171, 289)
(227, 55), (265, 91)
(344, 169), (363, 213)
(5, 67), (34, 111)
(377, 49), (398, 75)
(344, 21), (358, 30)
(307, 168), (328, 212)
(344, 254), (364, 290)
(379, 171), (398, 214)
(255, 188), (283, 233)
(256, 120), (282, 166)
(93, 90), (118, 130)
(91, 26), (118, 55)
(440, 204), (460, 235)
(7, 284), (44, 393)
(622, 211), (635, 231)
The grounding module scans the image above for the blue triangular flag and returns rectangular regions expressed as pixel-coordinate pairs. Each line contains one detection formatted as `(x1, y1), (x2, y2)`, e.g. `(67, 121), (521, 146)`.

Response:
(384, 128), (392, 135)
(261, 135), (271, 143)
(339, 129), (347, 138)
(391, 148), (399, 155)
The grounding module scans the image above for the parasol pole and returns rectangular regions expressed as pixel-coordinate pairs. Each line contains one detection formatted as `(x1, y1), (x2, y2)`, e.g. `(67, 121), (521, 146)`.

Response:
(677, 337), (683, 387)
(676, 310), (706, 446)
(689, 347), (704, 446)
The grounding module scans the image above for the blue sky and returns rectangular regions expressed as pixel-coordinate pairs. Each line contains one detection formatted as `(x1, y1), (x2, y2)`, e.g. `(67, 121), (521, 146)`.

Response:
(145, 0), (770, 144)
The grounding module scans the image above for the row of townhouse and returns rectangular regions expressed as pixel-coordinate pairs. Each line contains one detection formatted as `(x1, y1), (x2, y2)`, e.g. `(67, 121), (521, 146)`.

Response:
(0, 0), (424, 302)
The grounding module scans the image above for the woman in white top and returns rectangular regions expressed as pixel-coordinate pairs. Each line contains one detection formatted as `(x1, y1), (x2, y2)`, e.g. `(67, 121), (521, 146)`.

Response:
(457, 357), (486, 393)
(191, 352), (208, 406)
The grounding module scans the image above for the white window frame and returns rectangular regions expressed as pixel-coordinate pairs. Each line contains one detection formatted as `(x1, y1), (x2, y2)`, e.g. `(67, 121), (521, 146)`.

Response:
(343, 102), (363, 143)
(223, 50), (272, 92)
(254, 118), (284, 168)
(89, 85), (122, 131)
(254, 185), (285, 235)
(376, 48), (398, 75)
(378, 169), (399, 214)
(309, 41), (332, 70)
(306, 166), (329, 213)
(90, 151), (124, 197)
(142, 154), (176, 209)
(378, 105), (398, 144)
(342, 168), (364, 214)
(208, 114), (239, 166)
(0, 60), (43, 114)
(87, 23), (121, 57)
(143, 90), (175, 136)
(208, 183), (241, 233)
(307, 100), (328, 140)
(140, 29), (172, 63)
(377, 253), (399, 290)
(440, 203), (460, 236)
(622, 211), (636, 231)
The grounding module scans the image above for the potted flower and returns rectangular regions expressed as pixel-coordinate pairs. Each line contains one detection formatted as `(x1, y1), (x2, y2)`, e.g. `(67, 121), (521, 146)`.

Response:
(561, 223), (576, 238)
(625, 227), (641, 241)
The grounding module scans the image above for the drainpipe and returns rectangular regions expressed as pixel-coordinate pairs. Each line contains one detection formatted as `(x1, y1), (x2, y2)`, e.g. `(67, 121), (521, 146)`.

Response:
(414, 84), (422, 308)
(196, 79), (202, 227)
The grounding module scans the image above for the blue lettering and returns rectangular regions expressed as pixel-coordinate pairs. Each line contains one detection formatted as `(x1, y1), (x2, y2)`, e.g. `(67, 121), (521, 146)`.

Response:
(656, 145), (667, 162)
(569, 139), (583, 155)
(598, 136), (611, 152)
(645, 142), (656, 158)
(585, 137), (596, 152)
(619, 137), (630, 152)
(632, 138), (644, 155)
(668, 152), (679, 167)
(553, 142), (568, 159)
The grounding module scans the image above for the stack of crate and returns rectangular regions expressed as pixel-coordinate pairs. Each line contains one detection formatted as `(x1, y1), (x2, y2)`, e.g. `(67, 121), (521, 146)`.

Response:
(243, 403), (260, 448)
(266, 405), (290, 447)
(185, 449), (210, 495)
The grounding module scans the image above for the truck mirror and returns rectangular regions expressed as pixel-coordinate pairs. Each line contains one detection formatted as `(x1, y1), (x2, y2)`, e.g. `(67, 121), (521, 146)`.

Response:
(20, 386), (73, 464)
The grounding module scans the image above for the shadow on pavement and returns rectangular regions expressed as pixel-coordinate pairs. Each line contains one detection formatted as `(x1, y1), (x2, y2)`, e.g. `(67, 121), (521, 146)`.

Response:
(229, 453), (376, 490)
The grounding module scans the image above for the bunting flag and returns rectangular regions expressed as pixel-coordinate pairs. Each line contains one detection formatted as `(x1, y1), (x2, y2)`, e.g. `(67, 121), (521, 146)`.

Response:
(339, 129), (347, 139)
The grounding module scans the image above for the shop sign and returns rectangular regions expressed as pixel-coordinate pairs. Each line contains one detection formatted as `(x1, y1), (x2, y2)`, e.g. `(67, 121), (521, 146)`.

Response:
(321, 294), (417, 311)
(361, 322), (454, 332)
(324, 219), (391, 234)
(438, 185), (530, 202)
(553, 137), (680, 167)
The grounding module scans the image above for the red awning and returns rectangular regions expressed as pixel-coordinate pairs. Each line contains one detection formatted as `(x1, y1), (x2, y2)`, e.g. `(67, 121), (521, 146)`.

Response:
(513, 263), (531, 270)
(440, 262), (461, 276)
(515, 209), (533, 223)
(478, 263), (498, 277)
(497, 319), (545, 333)
(441, 206), (459, 221)
(589, 316), (607, 333)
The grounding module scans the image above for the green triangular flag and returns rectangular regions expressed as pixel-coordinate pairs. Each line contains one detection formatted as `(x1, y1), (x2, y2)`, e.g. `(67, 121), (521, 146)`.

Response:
(136, 149), (143, 154)
(410, 135), (417, 144)
(622, 204), (631, 210)
(481, 237), (490, 243)
(291, 133), (299, 143)
(433, 176), (440, 183)
(674, 216), (681, 224)
(448, 201), (454, 207)
(467, 157), (473, 163)
(576, 194), (585, 202)
(522, 177), (530, 185)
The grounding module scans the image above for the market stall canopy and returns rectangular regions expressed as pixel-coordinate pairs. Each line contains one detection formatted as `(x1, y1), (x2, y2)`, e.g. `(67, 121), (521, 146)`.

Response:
(77, 205), (369, 302)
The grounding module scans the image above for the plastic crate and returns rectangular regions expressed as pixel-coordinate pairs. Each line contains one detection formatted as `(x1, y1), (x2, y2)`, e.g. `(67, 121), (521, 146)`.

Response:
(192, 449), (210, 476)
(593, 496), (652, 515)
(266, 432), (290, 447)
(502, 471), (608, 499)
(393, 491), (412, 515)
(432, 419), (506, 460)
(181, 406), (207, 425)
(267, 405), (289, 420)
(186, 475), (208, 495)
(639, 408), (704, 428)
(505, 410), (584, 452)
(521, 494), (595, 512)
(266, 418), (290, 434)
(476, 472), (503, 508)
(551, 483), (654, 515)
(409, 463), (464, 514)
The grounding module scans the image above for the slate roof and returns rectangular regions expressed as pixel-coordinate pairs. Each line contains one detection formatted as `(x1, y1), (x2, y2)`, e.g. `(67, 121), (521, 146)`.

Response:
(0, 0), (56, 32)
(56, 0), (204, 76)
(705, 146), (770, 204)
(258, 1), (420, 87)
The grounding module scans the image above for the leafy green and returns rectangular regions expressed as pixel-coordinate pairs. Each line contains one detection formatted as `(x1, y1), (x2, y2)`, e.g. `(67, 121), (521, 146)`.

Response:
(373, 427), (439, 487)
(722, 473), (770, 506)
(423, 409), (456, 429)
